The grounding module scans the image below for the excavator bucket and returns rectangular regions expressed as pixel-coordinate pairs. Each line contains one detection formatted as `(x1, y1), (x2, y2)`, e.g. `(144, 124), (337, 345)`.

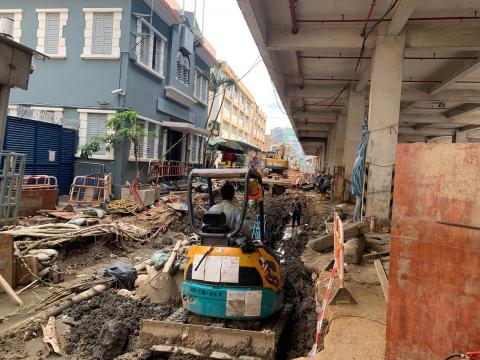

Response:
(139, 319), (276, 359)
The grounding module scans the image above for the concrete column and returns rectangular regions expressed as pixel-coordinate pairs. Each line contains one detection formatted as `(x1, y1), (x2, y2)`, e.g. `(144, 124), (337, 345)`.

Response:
(343, 89), (365, 180)
(335, 115), (346, 167)
(0, 85), (11, 150)
(455, 130), (468, 143)
(327, 127), (336, 174)
(365, 26), (405, 219)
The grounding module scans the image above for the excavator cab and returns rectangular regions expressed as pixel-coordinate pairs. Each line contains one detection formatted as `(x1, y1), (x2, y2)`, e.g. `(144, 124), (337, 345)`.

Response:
(182, 168), (284, 319)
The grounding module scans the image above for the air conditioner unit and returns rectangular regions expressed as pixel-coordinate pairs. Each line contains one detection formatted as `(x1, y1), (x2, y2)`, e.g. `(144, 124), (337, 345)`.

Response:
(0, 16), (14, 39)
(180, 25), (194, 55)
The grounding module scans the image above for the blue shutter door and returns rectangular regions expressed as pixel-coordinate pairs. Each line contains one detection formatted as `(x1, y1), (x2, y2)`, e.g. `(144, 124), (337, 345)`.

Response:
(3, 117), (76, 195)
(59, 128), (76, 195)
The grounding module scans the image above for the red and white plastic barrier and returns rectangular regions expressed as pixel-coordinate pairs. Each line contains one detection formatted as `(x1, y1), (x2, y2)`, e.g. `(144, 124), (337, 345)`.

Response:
(308, 212), (344, 357)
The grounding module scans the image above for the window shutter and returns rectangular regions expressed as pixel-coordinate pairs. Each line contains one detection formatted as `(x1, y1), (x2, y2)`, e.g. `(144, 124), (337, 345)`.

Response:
(87, 113), (107, 155)
(93, 13), (113, 55)
(45, 13), (60, 54)
(176, 53), (183, 81)
(198, 137), (204, 164)
(203, 78), (209, 103)
(146, 122), (156, 158)
(189, 135), (199, 163)
(139, 21), (150, 65)
(152, 35), (162, 73)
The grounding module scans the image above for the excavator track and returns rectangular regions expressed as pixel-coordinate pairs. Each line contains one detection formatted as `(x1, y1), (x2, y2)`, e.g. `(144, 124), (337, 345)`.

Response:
(139, 304), (293, 359)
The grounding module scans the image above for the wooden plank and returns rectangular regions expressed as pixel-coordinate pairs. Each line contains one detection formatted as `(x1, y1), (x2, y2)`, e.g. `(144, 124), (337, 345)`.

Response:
(374, 258), (389, 303)
(42, 317), (62, 355)
(0, 234), (14, 288)
(363, 251), (390, 260)
(162, 240), (182, 274)
(0, 273), (23, 306)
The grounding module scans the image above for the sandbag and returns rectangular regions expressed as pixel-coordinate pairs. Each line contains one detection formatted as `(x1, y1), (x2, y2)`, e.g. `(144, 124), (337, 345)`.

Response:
(103, 263), (138, 290)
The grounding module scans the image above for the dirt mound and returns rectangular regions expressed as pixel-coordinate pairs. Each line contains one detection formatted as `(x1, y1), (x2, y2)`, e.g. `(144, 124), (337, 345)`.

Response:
(64, 290), (174, 359)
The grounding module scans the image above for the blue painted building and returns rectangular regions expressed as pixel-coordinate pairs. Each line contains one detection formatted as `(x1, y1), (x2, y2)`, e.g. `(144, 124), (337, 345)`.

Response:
(0, 0), (216, 195)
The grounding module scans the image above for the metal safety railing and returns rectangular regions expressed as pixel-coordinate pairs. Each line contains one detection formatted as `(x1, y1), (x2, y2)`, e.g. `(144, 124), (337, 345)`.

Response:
(0, 152), (26, 225)
(69, 174), (112, 205)
(21, 175), (58, 191)
(148, 160), (193, 183)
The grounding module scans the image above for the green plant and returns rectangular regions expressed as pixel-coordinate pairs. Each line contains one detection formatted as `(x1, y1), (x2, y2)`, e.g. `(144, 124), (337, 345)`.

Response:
(78, 135), (106, 159)
(79, 111), (157, 174)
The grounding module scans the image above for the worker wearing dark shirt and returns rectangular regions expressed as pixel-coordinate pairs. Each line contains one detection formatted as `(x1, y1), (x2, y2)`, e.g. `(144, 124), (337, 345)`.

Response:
(291, 195), (302, 229)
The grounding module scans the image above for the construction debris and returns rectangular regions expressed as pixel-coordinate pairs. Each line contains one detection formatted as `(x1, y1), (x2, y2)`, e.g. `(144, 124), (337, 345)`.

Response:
(41, 316), (62, 355)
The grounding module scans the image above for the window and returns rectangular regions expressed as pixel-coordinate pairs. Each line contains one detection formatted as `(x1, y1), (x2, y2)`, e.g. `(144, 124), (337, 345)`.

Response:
(224, 99), (231, 116)
(82, 8), (122, 59)
(194, 68), (209, 104)
(93, 13), (113, 55)
(36, 9), (68, 58)
(0, 10), (22, 42)
(176, 52), (190, 86)
(232, 107), (238, 121)
(189, 135), (203, 164)
(78, 109), (116, 159)
(129, 118), (160, 161)
(222, 122), (230, 137)
(86, 113), (108, 155)
(136, 18), (166, 78)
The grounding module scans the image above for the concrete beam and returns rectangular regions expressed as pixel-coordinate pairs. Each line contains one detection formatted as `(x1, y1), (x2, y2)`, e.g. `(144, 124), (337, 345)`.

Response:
(430, 56), (480, 95)
(293, 118), (338, 125)
(398, 135), (427, 143)
(266, 25), (374, 51)
(399, 127), (455, 136)
(387, 0), (421, 36)
(400, 88), (480, 105)
(446, 104), (480, 120)
(285, 85), (348, 99)
(457, 125), (480, 132)
(286, 86), (480, 104)
(400, 113), (480, 125)
(291, 110), (338, 120)
(266, 23), (480, 51)
(295, 124), (333, 132)
(298, 130), (331, 137)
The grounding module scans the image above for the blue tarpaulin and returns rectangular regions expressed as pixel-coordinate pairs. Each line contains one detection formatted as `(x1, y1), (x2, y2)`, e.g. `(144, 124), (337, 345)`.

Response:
(351, 116), (368, 221)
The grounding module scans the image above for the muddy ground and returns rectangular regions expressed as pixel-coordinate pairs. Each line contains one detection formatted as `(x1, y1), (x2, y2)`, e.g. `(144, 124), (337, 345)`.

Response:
(0, 189), (331, 360)
(64, 290), (174, 359)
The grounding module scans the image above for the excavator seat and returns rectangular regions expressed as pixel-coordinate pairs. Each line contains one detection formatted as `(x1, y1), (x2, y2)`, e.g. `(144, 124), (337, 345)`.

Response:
(201, 210), (230, 234)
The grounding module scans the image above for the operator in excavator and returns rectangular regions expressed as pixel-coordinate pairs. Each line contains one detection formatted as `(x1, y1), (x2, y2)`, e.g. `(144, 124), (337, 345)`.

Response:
(209, 182), (242, 231)
(208, 182), (255, 249)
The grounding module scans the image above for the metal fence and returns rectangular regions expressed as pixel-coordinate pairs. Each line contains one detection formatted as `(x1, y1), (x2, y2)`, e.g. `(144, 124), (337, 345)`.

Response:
(0, 152), (26, 226)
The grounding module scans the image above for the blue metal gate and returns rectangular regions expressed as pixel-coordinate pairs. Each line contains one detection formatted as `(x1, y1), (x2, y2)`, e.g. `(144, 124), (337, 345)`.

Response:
(3, 116), (77, 195)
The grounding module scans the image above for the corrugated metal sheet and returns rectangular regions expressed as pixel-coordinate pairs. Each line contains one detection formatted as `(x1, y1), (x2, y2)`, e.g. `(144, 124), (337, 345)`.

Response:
(386, 143), (480, 360)
(4, 117), (76, 195)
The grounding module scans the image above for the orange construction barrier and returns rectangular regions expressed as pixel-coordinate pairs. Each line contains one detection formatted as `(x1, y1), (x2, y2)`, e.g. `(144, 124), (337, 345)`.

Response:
(69, 174), (111, 205)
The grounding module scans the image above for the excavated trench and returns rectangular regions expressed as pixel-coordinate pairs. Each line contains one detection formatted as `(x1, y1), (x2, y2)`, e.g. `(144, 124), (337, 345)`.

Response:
(0, 192), (329, 360)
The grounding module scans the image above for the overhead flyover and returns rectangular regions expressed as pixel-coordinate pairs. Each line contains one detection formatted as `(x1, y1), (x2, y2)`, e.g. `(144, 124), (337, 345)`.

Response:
(237, 0), (480, 218)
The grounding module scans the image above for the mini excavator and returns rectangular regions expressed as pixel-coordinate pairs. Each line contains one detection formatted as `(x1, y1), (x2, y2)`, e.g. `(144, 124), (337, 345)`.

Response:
(139, 168), (291, 359)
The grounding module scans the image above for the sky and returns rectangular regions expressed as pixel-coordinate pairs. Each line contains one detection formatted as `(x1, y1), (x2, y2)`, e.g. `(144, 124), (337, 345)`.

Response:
(183, 0), (292, 134)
